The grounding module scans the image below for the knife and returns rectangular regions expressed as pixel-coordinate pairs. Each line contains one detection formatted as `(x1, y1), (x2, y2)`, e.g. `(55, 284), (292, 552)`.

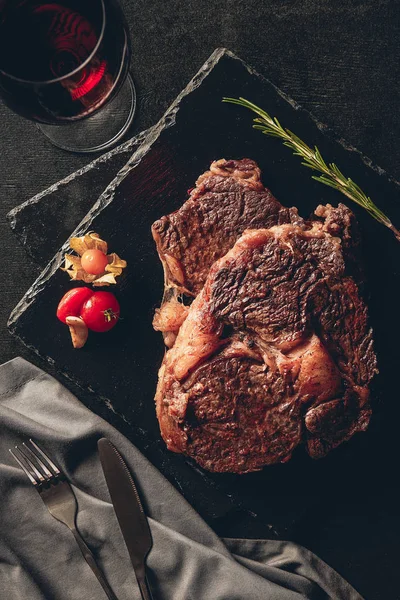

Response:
(98, 438), (154, 600)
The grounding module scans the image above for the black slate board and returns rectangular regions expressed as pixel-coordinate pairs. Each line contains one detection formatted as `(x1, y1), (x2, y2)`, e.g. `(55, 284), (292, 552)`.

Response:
(7, 128), (152, 266)
(8, 48), (400, 534)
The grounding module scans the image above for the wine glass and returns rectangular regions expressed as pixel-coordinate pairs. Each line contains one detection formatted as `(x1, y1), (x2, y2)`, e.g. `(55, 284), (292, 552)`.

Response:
(0, 0), (136, 153)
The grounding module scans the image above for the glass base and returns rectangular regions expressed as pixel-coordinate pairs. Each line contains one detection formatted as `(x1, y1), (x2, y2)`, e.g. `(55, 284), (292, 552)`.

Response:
(38, 74), (136, 154)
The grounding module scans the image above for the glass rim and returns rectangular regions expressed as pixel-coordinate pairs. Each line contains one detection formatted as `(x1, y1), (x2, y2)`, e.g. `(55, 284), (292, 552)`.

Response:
(0, 0), (106, 85)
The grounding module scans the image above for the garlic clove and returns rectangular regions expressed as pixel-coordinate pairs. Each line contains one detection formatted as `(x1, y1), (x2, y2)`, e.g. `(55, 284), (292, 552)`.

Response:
(65, 316), (89, 349)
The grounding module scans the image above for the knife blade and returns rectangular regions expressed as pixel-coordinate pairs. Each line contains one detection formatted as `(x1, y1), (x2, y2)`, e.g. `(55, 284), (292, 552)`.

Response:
(98, 438), (154, 600)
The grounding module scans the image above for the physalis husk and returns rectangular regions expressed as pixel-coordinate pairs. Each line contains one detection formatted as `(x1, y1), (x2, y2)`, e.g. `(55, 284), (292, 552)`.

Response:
(62, 232), (127, 286)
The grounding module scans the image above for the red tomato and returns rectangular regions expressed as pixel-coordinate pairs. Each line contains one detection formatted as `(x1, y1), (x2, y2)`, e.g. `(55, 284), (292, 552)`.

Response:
(57, 287), (93, 324)
(81, 248), (109, 275)
(80, 291), (120, 332)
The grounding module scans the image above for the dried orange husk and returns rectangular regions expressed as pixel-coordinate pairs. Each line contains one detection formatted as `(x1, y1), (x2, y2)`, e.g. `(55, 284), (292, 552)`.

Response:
(62, 233), (127, 285)
(70, 232), (108, 256)
(106, 253), (127, 270)
(92, 273), (119, 286)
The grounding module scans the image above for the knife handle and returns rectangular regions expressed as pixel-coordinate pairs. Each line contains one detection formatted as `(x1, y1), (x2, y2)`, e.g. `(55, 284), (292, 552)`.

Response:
(136, 571), (154, 600)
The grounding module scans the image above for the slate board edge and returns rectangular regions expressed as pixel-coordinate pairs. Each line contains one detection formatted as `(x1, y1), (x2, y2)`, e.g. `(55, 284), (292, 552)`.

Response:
(6, 126), (153, 232)
(8, 46), (400, 332)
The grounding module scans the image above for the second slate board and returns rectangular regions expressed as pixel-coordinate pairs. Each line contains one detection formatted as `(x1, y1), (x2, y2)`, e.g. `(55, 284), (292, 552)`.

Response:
(7, 128), (153, 266)
(9, 48), (400, 532)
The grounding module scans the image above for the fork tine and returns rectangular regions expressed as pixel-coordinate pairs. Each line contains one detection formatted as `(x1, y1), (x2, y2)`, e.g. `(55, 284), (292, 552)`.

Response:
(15, 446), (46, 483)
(29, 439), (60, 476)
(9, 448), (41, 485)
(22, 442), (53, 480)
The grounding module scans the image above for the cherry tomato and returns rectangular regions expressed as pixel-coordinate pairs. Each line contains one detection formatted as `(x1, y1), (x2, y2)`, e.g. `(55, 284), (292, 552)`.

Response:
(81, 249), (108, 275)
(57, 287), (93, 324)
(80, 291), (120, 332)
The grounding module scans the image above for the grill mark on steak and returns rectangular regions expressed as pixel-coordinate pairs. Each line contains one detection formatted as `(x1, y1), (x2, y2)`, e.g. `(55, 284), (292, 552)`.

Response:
(153, 159), (377, 473)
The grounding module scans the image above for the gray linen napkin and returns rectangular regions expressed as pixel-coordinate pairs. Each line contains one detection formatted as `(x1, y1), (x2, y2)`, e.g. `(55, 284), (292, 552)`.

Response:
(0, 357), (363, 600)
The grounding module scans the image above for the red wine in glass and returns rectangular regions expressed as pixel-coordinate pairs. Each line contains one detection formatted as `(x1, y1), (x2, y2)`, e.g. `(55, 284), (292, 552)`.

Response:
(0, 0), (135, 152)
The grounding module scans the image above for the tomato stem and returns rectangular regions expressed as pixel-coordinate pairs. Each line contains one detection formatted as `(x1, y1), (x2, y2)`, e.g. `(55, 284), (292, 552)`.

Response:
(103, 308), (119, 322)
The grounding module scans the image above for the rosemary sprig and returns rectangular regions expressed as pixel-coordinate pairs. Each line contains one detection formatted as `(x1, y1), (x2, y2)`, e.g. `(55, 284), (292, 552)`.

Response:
(222, 97), (400, 242)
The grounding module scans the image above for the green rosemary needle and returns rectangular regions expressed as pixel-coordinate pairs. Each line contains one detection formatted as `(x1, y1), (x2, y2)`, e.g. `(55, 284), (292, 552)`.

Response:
(222, 96), (400, 242)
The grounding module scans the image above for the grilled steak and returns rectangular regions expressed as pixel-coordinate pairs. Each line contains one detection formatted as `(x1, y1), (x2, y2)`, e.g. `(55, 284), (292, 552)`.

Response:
(152, 158), (301, 296)
(153, 160), (377, 473)
(152, 158), (300, 347)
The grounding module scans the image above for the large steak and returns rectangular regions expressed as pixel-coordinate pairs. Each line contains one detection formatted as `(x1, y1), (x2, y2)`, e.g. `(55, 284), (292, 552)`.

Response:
(152, 160), (377, 473)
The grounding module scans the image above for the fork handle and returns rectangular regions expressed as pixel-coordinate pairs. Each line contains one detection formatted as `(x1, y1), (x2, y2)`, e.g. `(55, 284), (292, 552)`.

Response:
(71, 528), (118, 600)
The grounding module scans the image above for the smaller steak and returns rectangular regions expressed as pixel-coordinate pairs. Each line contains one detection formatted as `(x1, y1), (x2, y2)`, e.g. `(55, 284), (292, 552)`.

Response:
(152, 158), (300, 296)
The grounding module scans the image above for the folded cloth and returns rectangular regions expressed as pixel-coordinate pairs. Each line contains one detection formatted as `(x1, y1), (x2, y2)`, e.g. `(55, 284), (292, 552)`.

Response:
(0, 357), (362, 600)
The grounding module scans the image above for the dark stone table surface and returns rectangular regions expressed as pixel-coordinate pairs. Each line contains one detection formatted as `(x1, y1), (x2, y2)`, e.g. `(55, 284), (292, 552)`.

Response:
(0, 2), (399, 598)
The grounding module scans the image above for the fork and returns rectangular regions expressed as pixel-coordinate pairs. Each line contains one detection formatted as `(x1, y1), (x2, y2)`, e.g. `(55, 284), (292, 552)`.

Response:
(10, 439), (118, 600)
